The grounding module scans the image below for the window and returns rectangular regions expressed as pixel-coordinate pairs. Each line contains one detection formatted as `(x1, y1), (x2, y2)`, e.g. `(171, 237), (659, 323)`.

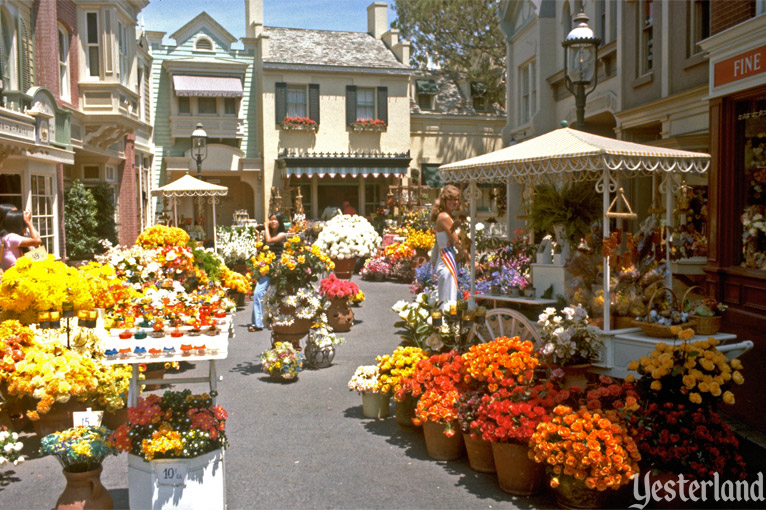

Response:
(597, 0), (606, 44)
(287, 85), (307, 117)
(105, 166), (116, 182)
(356, 88), (375, 120)
(0, 174), (22, 210)
(519, 60), (536, 124)
(562, 1), (572, 42)
(639, 0), (654, 74)
(415, 79), (437, 111)
(224, 97), (236, 115)
(86, 12), (100, 77)
(83, 165), (100, 180)
(58, 26), (70, 102)
(0, 13), (14, 89)
(31, 175), (55, 254)
(195, 37), (213, 51)
(118, 21), (129, 85)
(178, 97), (190, 115)
(417, 93), (434, 111)
(364, 181), (382, 216)
(471, 82), (488, 112)
(198, 97), (216, 114)
(687, 0), (710, 57)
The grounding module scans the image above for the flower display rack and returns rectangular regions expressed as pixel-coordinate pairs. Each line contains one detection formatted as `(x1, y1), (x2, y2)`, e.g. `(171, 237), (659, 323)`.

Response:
(128, 448), (226, 510)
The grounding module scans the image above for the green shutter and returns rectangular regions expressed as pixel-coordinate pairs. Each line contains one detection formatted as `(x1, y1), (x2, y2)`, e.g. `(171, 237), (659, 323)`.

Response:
(275, 82), (286, 123)
(308, 83), (320, 124)
(0, 16), (5, 88)
(345, 85), (356, 125)
(376, 86), (388, 124)
(18, 16), (31, 91)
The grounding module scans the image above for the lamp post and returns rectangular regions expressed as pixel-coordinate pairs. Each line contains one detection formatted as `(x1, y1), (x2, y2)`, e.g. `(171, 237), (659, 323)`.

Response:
(562, 12), (600, 130)
(191, 123), (207, 180)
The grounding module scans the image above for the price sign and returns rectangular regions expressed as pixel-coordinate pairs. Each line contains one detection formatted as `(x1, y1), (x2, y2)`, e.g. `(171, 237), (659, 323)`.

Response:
(156, 463), (189, 487)
(72, 408), (103, 427)
(23, 246), (48, 262)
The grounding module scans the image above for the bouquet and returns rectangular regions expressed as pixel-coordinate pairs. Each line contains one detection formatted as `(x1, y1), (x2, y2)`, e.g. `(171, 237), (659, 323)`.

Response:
(626, 327), (744, 408)
(41, 425), (116, 472)
(110, 390), (228, 461)
(405, 229), (435, 250)
(264, 286), (323, 327)
(410, 351), (467, 433)
(360, 258), (391, 280)
(461, 336), (540, 391)
(475, 381), (562, 443)
(529, 405), (641, 491)
(0, 428), (25, 467)
(376, 346), (428, 398)
(260, 342), (303, 381)
(136, 225), (189, 248)
(319, 274), (360, 301)
(537, 305), (603, 366)
(348, 365), (382, 394)
(314, 215), (381, 259)
(216, 226), (260, 267)
(251, 241), (277, 278)
(266, 236), (334, 295)
(685, 296), (727, 317)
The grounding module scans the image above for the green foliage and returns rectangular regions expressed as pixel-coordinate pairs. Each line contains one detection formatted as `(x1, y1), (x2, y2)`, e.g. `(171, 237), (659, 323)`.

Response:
(530, 182), (601, 245)
(90, 184), (118, 249)
(392, 0), (506, 107)
(193, 248), (222, 282)
(64, 180), (99, 260)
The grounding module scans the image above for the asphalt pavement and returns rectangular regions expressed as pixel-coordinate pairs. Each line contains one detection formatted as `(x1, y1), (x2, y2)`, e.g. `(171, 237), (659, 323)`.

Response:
(0, 277), (556, 509)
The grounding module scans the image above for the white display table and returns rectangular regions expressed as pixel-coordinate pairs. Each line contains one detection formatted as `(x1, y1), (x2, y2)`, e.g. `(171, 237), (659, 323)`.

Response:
(474, 294), (557, 307)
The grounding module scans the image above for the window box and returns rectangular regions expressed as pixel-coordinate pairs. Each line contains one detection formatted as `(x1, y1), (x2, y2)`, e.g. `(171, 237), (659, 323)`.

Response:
(351, 119), (387, 132)
(281, 116), (318, 132)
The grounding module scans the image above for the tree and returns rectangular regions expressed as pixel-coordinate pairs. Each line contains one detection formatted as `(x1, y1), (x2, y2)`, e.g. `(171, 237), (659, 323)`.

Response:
(392, 0), (506, 107)
(64, 180), (99, 261)
(91, 183), (118, 249)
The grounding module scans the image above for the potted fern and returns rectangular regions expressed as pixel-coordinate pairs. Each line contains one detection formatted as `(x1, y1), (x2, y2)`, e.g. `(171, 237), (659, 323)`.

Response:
(530, 182), (601, 249)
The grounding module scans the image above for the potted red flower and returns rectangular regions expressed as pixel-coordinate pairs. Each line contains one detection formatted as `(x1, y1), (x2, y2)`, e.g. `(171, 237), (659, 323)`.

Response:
(318, 274), (359, 332)
(351, 118), (387, 132)
(281, 116), (318, 131)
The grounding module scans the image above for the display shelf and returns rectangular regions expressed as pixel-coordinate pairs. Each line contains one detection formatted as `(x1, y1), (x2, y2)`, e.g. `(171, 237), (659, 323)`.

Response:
(474, 294), (557, 306)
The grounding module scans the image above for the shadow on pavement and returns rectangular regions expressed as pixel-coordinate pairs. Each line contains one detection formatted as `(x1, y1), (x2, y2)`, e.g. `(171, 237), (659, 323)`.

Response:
(109, 488), (129, 510)
(229, 361), (261, 376)
(0, 470), (21, 489)
(360, 415), (432, 462)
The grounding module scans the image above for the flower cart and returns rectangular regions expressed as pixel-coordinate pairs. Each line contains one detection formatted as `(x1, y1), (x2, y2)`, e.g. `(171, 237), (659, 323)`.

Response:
(438, 127), (752, 373)
(152, 174), (228, 252)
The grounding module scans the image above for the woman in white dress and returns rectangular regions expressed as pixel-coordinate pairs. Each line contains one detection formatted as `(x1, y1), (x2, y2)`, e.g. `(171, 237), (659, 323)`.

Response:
(430, 185), (461, 306)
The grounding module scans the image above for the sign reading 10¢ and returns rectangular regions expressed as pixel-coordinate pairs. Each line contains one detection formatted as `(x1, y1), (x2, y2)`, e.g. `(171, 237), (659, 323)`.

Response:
(155, 463), (189, 486)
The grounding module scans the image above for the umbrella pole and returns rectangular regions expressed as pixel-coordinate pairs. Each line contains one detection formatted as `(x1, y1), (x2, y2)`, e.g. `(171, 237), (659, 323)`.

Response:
(602, 169), (611, 333)
(469, 180), (476, 307)
(212, 197), (218, 254)
(173, 196), (178, 227)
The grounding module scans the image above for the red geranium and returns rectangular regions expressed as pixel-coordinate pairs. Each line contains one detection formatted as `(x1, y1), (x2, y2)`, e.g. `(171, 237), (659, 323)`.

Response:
(319, 274), (360, 300)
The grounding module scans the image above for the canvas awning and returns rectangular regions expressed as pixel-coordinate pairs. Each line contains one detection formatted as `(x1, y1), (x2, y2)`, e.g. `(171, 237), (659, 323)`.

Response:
(284, 167), (407, 179)
(152, 173), (228, 196)
(172, 75), (243, 98)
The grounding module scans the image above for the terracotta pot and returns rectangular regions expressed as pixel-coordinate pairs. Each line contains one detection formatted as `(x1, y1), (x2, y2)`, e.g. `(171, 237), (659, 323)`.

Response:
(143, 368), (165, 391)
(332, 257), (356, 279)
(271, 304), (312, 349)
(561, 363), (592, 390)
(102, 407), (128, 430)
(33, 400), (91, 439)
(492, 441), (544, 495)
(552, 474), (607, 509)
(394, 394), (420, 428)
(327, 298), (354, 332)
(464, 431), (495, 473)
(422, 420), (464, 461)
(56, 465), (113, 510)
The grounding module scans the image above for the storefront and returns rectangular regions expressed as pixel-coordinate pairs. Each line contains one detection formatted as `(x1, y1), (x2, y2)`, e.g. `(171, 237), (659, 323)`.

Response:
(700, 14), (766, 432)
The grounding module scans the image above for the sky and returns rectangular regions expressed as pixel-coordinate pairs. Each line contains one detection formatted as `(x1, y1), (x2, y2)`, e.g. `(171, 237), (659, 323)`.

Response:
(140, 0), (399, 43)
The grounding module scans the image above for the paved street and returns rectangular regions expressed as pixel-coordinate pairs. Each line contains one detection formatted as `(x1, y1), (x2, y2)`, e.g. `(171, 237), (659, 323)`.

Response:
(0, 278), (556, 509)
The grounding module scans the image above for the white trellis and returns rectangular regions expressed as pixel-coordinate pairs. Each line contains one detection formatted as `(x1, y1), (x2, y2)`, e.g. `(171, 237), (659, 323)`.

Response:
(439, 127), (711, 333)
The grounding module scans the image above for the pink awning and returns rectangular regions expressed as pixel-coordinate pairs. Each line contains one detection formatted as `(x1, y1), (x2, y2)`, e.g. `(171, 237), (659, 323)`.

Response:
(172, 75), (243, 98)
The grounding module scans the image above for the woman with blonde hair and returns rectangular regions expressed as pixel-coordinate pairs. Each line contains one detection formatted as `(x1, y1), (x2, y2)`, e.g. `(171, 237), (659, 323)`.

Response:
(431, 185), (461, 305)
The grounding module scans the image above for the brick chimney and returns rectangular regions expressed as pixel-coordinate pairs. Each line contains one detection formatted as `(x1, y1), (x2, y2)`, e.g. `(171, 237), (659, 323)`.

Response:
(367, 2), (388, 39)
(245, 0), (263, 38)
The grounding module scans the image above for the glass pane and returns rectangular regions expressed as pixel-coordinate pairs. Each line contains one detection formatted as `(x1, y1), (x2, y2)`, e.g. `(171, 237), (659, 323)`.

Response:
(87, 13), (98, 44)
(178, 97), (190, 114)
(356, 105), (374, 120)
(89, 47), (100, 76)
(740, 100), (766, 269)
(198, 97), (216, 114)
(0, 174), (21, 194)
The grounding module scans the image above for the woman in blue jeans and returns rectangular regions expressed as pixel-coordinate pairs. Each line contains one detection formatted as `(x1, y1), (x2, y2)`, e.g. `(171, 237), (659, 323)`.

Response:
(249, 212), (287, 331)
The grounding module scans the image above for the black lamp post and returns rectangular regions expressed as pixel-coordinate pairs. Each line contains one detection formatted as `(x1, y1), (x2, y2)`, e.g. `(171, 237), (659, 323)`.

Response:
(562, 12), (601, 130)
(191, 123), (208, 180)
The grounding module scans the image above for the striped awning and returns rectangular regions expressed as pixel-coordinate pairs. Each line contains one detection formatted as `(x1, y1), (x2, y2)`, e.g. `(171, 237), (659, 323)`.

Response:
(285, 167), (407, 179)
(172, 75), (243, 98)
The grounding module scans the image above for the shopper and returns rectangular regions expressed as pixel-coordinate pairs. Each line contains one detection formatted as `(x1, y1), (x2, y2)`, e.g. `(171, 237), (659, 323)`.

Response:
(430, 185), (461, 306)
(249, 212), (287, 332)
(341, 200), (357, 216)
(1, 209), (42, 271)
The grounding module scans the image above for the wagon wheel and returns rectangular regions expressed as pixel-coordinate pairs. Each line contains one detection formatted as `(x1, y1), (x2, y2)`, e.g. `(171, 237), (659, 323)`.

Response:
(467, 308), (542, 348)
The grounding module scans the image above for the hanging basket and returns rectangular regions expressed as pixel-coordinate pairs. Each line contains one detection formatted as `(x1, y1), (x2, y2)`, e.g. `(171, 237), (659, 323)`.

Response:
(637, 287), (693, 338)
(605, 187), (638, 220)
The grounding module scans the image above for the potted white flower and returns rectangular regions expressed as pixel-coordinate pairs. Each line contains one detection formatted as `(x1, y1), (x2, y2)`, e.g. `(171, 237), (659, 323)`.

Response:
(314, 215), (381, 279)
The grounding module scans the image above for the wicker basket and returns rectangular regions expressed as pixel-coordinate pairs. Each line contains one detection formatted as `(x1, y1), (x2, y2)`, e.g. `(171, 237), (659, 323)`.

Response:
(637, 287), (694, 338)
(691, 315), (722, 335)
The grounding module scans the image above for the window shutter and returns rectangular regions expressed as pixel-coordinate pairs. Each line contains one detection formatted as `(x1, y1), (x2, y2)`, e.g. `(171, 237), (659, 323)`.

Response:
(345, 85), (357, 125)
(18, 16), (31, 91)
(376, 86), (388, 124)
(308, 83), (320, 124)
(275, 82), (287, 123)
(0, 17), (5, 86)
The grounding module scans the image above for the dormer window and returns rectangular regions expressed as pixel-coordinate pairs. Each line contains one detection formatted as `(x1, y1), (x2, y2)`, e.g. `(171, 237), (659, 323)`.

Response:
(471, 82), (488, 112)
(195, 37), (213, 51)
(415, 79), (437, 111)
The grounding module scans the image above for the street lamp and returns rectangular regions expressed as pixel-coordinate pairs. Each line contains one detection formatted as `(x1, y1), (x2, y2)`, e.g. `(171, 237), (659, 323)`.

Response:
(191, 123), (207, 180)
(562, 12), (601, 130)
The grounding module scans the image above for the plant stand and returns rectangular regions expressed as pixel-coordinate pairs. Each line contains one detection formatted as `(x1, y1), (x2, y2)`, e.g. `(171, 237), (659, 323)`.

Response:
(128, 449), (226, 510)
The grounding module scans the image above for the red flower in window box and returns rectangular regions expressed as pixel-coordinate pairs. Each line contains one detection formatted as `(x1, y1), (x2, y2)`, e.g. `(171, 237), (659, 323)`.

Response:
(352, 118), (387, 131)
(281, 116), (318, 130)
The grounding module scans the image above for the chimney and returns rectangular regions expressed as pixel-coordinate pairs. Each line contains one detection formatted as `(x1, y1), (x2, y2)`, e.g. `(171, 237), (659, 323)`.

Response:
(367, 2), (388, 39)
(245, 0), (263, 38)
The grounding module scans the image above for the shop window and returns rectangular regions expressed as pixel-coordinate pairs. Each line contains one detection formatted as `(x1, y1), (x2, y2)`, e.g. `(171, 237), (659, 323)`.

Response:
(639, 0), (653, 75)
(0, 174), (22, 210)
(198, 97), (216, 115)
(83, 165), (100, 181)
(686, 0), (710, 58)
(739, 101), (766, 270)
(31, 175), (55, 254)
(365, 181), (382, 216)
(86, 12), (100, 77)
(178, 97), (190, 115)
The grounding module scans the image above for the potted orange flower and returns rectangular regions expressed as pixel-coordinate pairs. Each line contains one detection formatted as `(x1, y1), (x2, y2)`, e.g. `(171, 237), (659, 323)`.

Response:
(529, 405), (641, 509)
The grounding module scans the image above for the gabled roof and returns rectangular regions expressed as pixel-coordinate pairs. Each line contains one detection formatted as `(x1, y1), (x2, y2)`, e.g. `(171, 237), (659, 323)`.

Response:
(264, 27), (409, 70)
(411, 71), (505, 116)
(170, 12), (237, 48)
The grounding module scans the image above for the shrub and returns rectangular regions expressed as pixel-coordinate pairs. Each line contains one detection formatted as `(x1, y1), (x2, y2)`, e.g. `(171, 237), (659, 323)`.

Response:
(64, 180), (99, 260)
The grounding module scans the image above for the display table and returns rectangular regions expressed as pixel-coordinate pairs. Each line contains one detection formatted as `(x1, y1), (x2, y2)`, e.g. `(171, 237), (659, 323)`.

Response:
(103, 317), (233, 406)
